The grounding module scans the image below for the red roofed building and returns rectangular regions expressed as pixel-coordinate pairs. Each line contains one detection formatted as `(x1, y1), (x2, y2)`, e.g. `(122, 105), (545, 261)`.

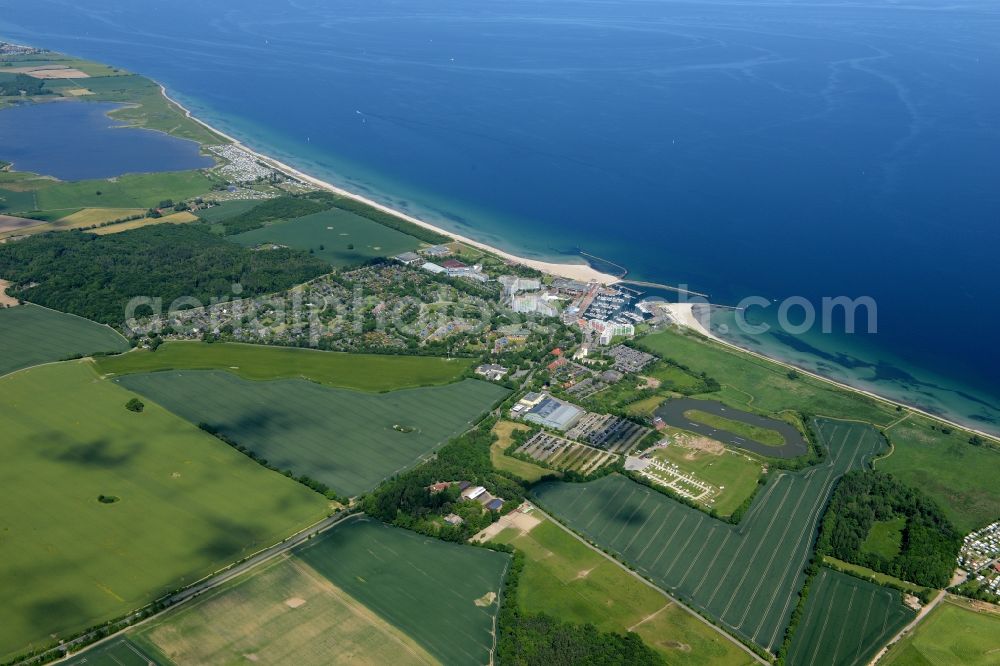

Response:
(441, 258), (466, 269)
(552, 348), (563, 357)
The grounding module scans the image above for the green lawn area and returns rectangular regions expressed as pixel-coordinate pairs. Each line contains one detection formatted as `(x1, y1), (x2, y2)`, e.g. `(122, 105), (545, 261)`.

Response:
(0, 362), (329, 662)
(116, 370), (508, 496)
(683, 408), (785, 447)
(123, 550), (437, 666)
(786, 567), (914, 666)
(0, 304), (129, 376)
(881, 596), (1000, 666)
(638, 328), (1000, 532)
(296, 517), (509, 665)
(94, 342), (473, 392)
(491, 514), (754, 665)
(490, 420), (551, 483)
(861, 515), (905, 559)
(653, 437), (763, 517)
(33, 170), (219, 211)
(230, 208), (422, 268)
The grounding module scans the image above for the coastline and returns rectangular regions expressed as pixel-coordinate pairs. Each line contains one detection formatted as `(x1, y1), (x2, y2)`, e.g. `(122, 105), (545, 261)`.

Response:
(158, 83), (998, 444)
(159, 86), (618, 286)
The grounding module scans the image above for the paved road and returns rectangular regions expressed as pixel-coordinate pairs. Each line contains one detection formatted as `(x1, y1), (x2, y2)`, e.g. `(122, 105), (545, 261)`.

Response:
(655, 398), (809, 458)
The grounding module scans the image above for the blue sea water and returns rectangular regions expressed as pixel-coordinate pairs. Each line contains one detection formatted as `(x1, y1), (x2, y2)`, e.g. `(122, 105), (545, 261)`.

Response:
(0, 101), (212, 180)
(1, 0), (997, 432)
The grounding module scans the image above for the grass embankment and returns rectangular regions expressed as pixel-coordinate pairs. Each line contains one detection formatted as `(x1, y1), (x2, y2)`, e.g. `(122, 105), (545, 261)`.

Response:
(0, 303), (128, 376)
(683, 408), (785, 446)
(638, 328), (1000, 532)
(490, 420), (550, 483)
(490, 514), (754, 665)
(0, 362), (329, 662)
(881, 596), (1000, 665)
(96, 342), (473, 392)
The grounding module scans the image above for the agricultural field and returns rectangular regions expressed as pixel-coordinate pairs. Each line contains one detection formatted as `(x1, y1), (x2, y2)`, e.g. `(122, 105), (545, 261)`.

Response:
(95, 341), (473, 391)
(230, 208), (422, 267)
(0, 304), (129, 376)
(491, 512), (756, 665)
(490, 420), (550, 483)
(193, 198), (260, 223)
(880, 596), (1000, 666)
(786, 568), (914, 666)
(128, 551), (437, 666)
(63, 638), (166, 666)
(296, 517), (509, 665)
(0, 362), (329, 662)
(647, 430), (763, 516)
(532, 419), (885, 653)
(116, 370), (508, 496)
(639, 328), (1000, 532)
(90, 211), (198, 235)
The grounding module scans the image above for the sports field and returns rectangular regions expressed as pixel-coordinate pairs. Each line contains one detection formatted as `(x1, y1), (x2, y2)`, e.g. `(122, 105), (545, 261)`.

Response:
(132, 553), (437, 665)
(880, 596), (1000, 666)
(116, 370), (508, 496)
(0, 304), (129, 376)
(491, 513), (755, 665)
(295, 517), (509, 665)
(786, 568), (914, 666)
(230, 208), (422, 267)
(532, 419), (885, 653)
(95, 342), (473, 391)
(0, 362), (329, 662)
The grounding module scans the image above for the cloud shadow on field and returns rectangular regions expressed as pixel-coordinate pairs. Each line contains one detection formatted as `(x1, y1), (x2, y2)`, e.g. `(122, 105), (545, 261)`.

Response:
(37, 432), (138, 468)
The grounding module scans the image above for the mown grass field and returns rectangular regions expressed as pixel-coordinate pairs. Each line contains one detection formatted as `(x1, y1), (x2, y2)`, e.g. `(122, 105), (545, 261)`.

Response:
(490, 420), (550, 483)
(296, 517), (509, 665)
(131, 552), (437, 666)
(786, 568), (914, 666)
(653, 437), (762, 517)
(230, 208), (422, 267)
(639, 328), (1000, 532)
(59, 207), (148, 226)
(0, 362), (329, 662)
(881, 596), (1000, 665)
(116, 370), (508, 496)
(532, 419), (885, 653)
(491, 514), (755, 665)
(95, 342), (473, 392)
(0, 304), (129, 376)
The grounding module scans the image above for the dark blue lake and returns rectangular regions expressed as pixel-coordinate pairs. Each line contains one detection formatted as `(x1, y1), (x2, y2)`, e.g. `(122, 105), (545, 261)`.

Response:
(0, 101), (212, 180)
(1, 0), (998, 433)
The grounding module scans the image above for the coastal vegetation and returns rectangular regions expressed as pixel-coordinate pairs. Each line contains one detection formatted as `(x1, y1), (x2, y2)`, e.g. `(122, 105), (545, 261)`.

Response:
(0, 225), (330, 325)
(682, 408), (786, 446)
(0, 361), (328, 662)
(816, 469), (961, 588)
(94, 342), (473, 391)
(0, 303), (128, 376)
(116, 370), (508, 497)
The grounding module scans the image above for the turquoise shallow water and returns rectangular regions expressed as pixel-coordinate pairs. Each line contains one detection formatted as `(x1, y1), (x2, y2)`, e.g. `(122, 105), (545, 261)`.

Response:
(1, 0), (997, 433)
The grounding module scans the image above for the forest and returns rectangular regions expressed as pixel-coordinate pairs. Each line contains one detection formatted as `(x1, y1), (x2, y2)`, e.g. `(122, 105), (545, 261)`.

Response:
(816, 469), (962, 588)
(0, 225), (330, 326)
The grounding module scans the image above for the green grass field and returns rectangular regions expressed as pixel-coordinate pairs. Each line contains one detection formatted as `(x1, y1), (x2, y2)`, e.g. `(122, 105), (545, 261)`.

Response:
(230, 208), (422, 267)
(193, 199), (261, 222)
(116, 370), (508, 496)
(881, 596), (1000, 665)
(653, 438), (762, 517)
(490, 420), (551, 483)
(95, 342), (473, 392)
(0, 362), (329, 662)
(684, 409), (785, 447)
(638, 328), (1000, 532)
(63, 638), (167, 666)
(876, 413), (1000, 533)
(0, 304), (129, 376)
(532, 419), (885, 653)
(786, 568), (914, 666)
(130, 551), (437, 666)
(861, 515), (905, 559)
(295, 517), (509, 665)
(491, 514), (754, 665)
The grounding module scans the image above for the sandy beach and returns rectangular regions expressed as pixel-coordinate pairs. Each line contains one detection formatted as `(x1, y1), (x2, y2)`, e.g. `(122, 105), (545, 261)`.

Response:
(160, 87), (617, 286)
